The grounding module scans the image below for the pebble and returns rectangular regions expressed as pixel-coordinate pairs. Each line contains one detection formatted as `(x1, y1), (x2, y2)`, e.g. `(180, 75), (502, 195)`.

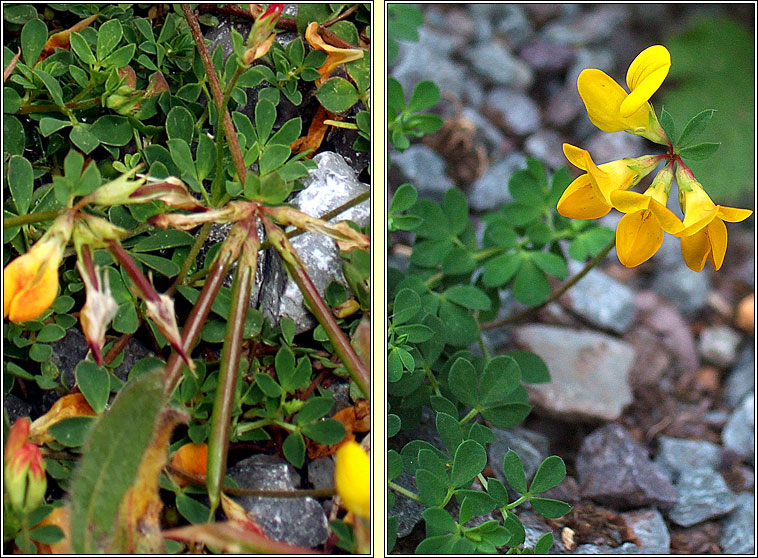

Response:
(488, 427), (550, 490)
(518, 510), (567, 553)
(735, 293), (754, 332)
(721, 393), (754, 463)
(464, 42), (534, 89)
(226, 455), (329, 548)
(390, 144), (454, 203)
(620, 508), (671, 554)
(563, 263), (637, 334)
(519, 41), (576, 73)
(391, 470), (425, 537)
(460, 107), (511, 159)
(524, 129), (568, 170)
(257, 152), (370, 333)
(720, 493), (755, 554)
(307, 457), (335, 491)
(574, 542), (640, 554)
(724, 347), (754, 408)
(541, 5), (627, 46)
(468, 152), (526, 212)
(667, 467), (737, 527)
(485, 88), (542, 136)
(514, 325), (636, 422)
(653, 436), (721, 482)
(566, 48), (616, 89)
(651, 264), (710, 316)
(585, 130), (646, 164)
(576, 423), (677, 509)
(698, 325), (742, 368)
(3, 394), (32, 424)
(545, 84), (585, 128)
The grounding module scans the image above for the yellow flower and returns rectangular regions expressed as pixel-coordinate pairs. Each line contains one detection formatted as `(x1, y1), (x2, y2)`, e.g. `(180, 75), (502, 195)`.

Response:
(610, 163), (683, 267)
(3, 213), (73, 323)
(305, 22), (364, 85)
(577, 45), (670, 144)
(557, 143), (661, 220)
(673, 164), (752, 272)
(335, 440), (370, 518)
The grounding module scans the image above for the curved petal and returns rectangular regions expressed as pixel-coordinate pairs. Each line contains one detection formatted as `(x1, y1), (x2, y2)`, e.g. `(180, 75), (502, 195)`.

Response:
(616, 210), (664, 268)
(577, 69), (649, 133)
(676, 206), (719, 237)
(648, 197), (684, 234)
(621, 46), (670, 117)
(557, 174), (611, 220)
(8, 261), (59, 323)
(680, 229), (710, 272)
(610, 190), (651, 213)
(717, 206), (753, 223)
(706, 218), (728, 270)
(3, 255), (37, 318)
(562, 143), (589, 171)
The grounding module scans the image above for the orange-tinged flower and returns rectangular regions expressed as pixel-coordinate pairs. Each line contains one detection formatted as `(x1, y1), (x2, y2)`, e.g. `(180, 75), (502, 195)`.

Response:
(29, 393), (97, 445)
(577, 45), (670, 144)
(305, 22), (364, 85)
(3, 213), (73, 323)
(5, 441), (46, 514)
(170, 442), (208, 487)
(334, 440), (370, 518)
(610, 163), (683, 267)
(4, 418), (31, 465)
(673, 164), (752, 272)
(557, 144), (661, 220)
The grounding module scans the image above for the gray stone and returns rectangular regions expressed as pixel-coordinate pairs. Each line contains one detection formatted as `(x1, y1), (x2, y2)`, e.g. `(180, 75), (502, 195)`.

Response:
(722, 393), (754, 463)
(461, 107), (510, 158)
(257, 152), (370, 333)
(667, 467), (737, 527)
(566, 48), (615, 94)
(519, 41), (575, 73)
(524, 129), (568, 170)
(575, 542), (641, 554)
(327, 381), (352, 414)
(698, 325), (742, 368)
(517, 510), (567, 553)
(227, 455), (329, 548)
(545, 84), (585, 128)
(724, 347), (755, 408)
(541, 5), (627, 46)
(469, 152), (527, 212)
(488, 427), (550, 488)
(621, 509), (671, 554)
(50, 327), (89, 390)
(514, 325), (636, 421)
(464, 42), (534, 90)
(391, 470), (425, 537)
(390, 145), (454, 203)
(485, 88), (541, 136)
(651, 264), (710, 316)
(3, 394), (32, 424)
(307, 457), (335, 491)
(469, 5), (533, 48)
(112, 337), (157, 383)
(720, 493), (755, 554)
(562, 263), (637, 334)
(654, 437), (721, 481)
(576, 423), (677, 509)
(585, 131), (646, 164)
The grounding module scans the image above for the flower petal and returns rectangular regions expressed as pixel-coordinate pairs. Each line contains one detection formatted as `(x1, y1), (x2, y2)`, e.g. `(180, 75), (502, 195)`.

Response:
(621, 45), (670, 117)
(610, 190), (651, 213)
(616, 210), (664, 267)
(717, 206), (753, 223)
(577, 68), (649, 132)
(648, 197), (684, 234)
(557, 174), (611, 220)
(706, 218), (728, 270)
(562, 143), (589, 170)
(8, 261), (59, 323)
(680, 229), (710, 272)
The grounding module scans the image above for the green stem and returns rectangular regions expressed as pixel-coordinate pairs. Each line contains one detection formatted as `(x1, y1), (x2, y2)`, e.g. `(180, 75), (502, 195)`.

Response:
(388, 481), (422, 503)
(423, 364), (442, 397)
(168, 222), (212, 295)
(206, 227), (257, 514)
(503, 494), (529, 510)
(480, 236), (616, 330)
(477, 473), (489, 490)
(459, 407), (479, 426)
(4, 210), (63, 228)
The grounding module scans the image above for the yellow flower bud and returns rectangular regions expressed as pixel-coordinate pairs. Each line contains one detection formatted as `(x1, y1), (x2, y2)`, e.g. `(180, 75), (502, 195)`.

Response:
(335, 440), (370, 518)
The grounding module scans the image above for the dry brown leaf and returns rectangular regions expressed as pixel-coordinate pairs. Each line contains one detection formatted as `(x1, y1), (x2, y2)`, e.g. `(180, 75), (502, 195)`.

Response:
(4, 49), (20, 82)
(37, 14), (99, 64)
(291, 105), (333, 156)
(29, 393), (97, 445)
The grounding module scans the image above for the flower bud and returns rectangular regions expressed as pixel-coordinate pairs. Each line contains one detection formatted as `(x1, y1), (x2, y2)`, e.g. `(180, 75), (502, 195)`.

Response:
(4, 418), (31, 465)
(5, 441), (46, 515)
(77, 247), (118, 365)
(334, 440), (370, 518)
(4, 212), (74, 322)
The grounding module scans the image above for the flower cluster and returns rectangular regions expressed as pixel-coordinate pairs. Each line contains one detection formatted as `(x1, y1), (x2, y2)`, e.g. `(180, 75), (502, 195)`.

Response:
(559, 45), (752, 271)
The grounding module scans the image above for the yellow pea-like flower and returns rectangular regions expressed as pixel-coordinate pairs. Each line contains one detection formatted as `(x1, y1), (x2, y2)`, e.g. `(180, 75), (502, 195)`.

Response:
(4, 214), (73, 323)
(577, 45), (670, 144)
(334, 440), (370, 518)
(609, 163), (683, 268)
(673, 164), (752, 272)
(305, 22), (364, 85)
(557, 143), (661, 220)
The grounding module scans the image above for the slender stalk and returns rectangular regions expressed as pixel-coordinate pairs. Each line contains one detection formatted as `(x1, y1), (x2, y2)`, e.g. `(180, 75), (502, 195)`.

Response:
(4, 210), (63, 228)
(206, 220), (258, 514)
(388, 481), (421, 503)
(262, 216), (370, 399)
(459, 407), (479, 426)
(167, 222), (212, 296)
(480, 236), (617, 330)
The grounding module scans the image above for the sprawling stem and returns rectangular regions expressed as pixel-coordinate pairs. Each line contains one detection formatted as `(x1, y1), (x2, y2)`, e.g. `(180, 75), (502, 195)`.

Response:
(206, 218), (259, 514)
(262, 216), (370, 399)
(480, 236), (617, 330)
(4, 210), (64, 228)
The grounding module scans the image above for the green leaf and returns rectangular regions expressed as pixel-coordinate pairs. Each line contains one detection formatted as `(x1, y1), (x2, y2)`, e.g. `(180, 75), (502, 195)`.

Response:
(509, 169), (543, 206)
(255, 373), (282, 398)
(39, 117), (72, 136)
(529, 456), (567, 494)
(4, 86), (21, 113)
(275, 345), (296, 392)
(48, 416), (96, 447)
(390, 184), (418, 214)
(392, 288), (421, 325)
(512, 260), (550, 306)
(282, 432), (305, 467)
(96, 19), (123, 59)
(29, 525), (65, 544)
(422, 507), (457, 535)
(103, 43), (135, 68)
(166, 106), (194, 144)
(436, 412), (463, 455)
(678, 141), (720, 161)
(530, 251), (568, 280)
(69, 126), (100, 154)
(346, 54), (370, 93)
(439, 300), (479, 348)
(7, 155), (33, 214)
(451, 440), (487, 488)
(455, 490), (496, 516)
(69, 370), (164, 554)
(447, 358), (478, 406)
(444, 285), (491, 311)
(295, 396), (333, 424)
(36, 323), (65, 343)
(255, 99), (277, 145)
(659, 107), (676, 145)
(259, 144), (291, 175)
(132, 252), (180, 277)
(408, 80), (440, 113)
(388, 414), (401, 439)
(34, 69), (64, 105)
(70, 31), (96, 65)
(302, 419), (345, 445)
(487, 478), (509, 507)
(509, 351), (550, 384)
(480, 403), (532, 429)
(482, 253), (522, 288)
(175, 493), (210, 525)
(316, 77), (359, 113)
(503, 449), (527, 494)
(479, 356), (521, 406)
(416, 469), (448, 507)
(74, 361), (110, 414)
(21, 18), (47, 68)
(529, 497), (571, 519)
(4, 114), (25, 155)
(269, 117), (302, 147)
(677, 108), (716, 147)
(534, 532), (554, 554)
(132, 229), (194, 252)
(90, 115), (132, 146)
